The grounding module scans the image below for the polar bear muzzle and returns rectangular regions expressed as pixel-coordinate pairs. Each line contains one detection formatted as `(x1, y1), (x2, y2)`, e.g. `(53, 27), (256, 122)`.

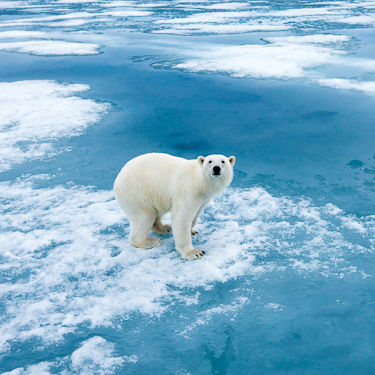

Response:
(212, 166), (221, 176)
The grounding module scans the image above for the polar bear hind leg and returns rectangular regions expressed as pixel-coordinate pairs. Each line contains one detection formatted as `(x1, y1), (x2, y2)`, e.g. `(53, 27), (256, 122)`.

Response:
(128, 209), (162, 249)
(152, 216), (172, 235)
(152, 216), (196, 236)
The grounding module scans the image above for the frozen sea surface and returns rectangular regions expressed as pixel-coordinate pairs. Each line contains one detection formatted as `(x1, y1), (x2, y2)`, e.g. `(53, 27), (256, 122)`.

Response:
(1, 0), (375, 374)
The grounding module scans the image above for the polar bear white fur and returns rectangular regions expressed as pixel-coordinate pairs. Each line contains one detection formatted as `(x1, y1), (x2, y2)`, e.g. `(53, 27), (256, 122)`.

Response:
(113, 153), (235, 260)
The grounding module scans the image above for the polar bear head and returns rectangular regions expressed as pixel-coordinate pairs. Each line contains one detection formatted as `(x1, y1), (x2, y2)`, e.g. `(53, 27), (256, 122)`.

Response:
(197, 154), (236, 187)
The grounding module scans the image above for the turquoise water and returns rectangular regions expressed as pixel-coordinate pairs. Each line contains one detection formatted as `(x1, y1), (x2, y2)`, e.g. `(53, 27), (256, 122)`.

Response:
(1, 0), (375, 374)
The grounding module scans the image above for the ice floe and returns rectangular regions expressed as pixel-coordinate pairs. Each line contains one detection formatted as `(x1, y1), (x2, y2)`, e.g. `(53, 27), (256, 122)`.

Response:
(100, 1), (139, 6)
(263, 34), (352, 45)
(151, 32), (375, 91)
(317, 78), (375, 93)
(166, 37), (346, 79)
(0, 12), (98, 27)
(1, 176), (373, 352)
(70, 337), (136, 373)
(198, 2), (251, 10)
(0, 40), (101, 55)
(101, 10), (153, 17)
(0, 80), (108, 172)
(153, 22), (289, 34)
(155, 11), (256, 24)
(0, 1), (31, 9)
(0, 31), (46, 39)
(3, 337), (136, 374)
(335, 15), (375, 25)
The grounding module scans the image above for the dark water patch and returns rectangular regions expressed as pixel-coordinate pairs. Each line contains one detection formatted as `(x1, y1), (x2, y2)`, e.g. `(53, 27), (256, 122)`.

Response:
(302, 111), (338, 120)
(347, 159), (365, 169)
(0, 268), (33, 286)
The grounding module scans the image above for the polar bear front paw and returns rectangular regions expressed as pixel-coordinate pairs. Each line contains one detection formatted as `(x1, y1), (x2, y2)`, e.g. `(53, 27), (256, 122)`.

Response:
(183, 249), (205, 260)
(191, 229), (198, 236)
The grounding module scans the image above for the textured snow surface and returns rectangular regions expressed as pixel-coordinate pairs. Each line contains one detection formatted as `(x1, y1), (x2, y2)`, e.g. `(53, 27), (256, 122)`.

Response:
(0, 80), (108, 172)
(3, 337), (137, 375)
(1, 177), (373, 352)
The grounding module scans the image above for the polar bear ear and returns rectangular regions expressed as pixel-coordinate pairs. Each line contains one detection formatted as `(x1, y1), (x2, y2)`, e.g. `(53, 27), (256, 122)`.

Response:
(198, 156), (205, 165)
(228, 156), (236, 166)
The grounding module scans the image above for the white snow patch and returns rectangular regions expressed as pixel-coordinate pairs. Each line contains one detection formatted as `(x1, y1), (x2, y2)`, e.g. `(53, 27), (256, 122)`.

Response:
(0, 31), (46, 39)
(341, 217), (367, 233)
(100, 1), (137, 6)
(0, 12), (97, 27)
(56, 0), (103, 2)
(155, 11), (254, 24)
(157, 33), (369, 79)
(264, 303), (283, 310)
(318, 78), (375, 93)
(0, 8), (152, 29)
(267, 7), (341, 17)
(45, 19), (98, 27)
(0, 1), (30, 9)
(154, 22), (290, 34)
(199, 2), (250, 10)
(70, 337), (131, 374)
(334, 15), (375, 25)
(0, 80), (108, 171)
(3, 337), (135, 375)
(4, 362), (52, 375)
(264, 34), (351, 45)
(171, 41), (345, 79)
(100, 1), (167, 7)
(101, 10), (153, 17)
(0, 40), (101, 55)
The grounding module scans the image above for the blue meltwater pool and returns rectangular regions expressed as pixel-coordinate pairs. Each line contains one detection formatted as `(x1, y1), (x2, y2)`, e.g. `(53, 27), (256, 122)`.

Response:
(1, 0), (375, 373)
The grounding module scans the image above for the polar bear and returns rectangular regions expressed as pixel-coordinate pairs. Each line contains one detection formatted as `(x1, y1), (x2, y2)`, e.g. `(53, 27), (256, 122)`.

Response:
(113, 153), (235, 260)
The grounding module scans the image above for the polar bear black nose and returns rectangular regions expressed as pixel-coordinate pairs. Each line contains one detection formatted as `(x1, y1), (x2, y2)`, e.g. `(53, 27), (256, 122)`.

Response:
(213, 166), (221, 175)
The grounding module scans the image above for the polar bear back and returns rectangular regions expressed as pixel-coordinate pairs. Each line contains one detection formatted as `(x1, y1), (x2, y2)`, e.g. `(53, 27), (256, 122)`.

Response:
(114, 153), (201, 216)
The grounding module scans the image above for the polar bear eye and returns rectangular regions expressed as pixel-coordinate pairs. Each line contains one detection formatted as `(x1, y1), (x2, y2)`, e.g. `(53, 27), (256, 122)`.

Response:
(208, 160), (212, 163)
(221, 160), (225, 164)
